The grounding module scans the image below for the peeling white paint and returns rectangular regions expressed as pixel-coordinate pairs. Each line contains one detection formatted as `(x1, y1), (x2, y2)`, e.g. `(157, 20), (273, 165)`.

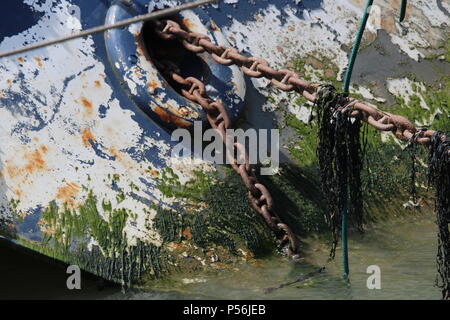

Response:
(220, 0), (448, 120)
(413, 1), (450, 28)
(222, 1), (360, 115)
(224, 1), (357, 77)
(288, 104), (313, 124)
(0, 0), (212, 249)
(387, 78), (428, 110)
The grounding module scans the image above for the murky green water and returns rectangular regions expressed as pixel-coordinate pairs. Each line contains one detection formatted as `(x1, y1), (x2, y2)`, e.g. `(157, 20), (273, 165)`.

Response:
(109, 212), (440, 300)
(0, 212), (441, 299)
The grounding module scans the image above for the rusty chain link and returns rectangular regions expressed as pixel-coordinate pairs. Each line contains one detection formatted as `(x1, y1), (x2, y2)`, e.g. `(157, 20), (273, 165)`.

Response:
(152, 18), (448, 258)
(153, 58), (300, 257)
(156, 19), (448, 149)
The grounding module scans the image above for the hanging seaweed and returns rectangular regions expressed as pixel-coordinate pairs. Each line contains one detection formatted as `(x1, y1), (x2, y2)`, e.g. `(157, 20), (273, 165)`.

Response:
(315, 85), (365, 259)
(428, 131), (450, 300)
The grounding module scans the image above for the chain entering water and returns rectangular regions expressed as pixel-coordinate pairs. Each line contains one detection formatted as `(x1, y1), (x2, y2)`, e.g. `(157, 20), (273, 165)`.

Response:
(150, 19), (449, 270)
(152, 56), (300, 258)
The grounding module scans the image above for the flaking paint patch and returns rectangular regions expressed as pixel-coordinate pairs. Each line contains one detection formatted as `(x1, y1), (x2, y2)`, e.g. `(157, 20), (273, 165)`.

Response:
(55, 181), (80, 208)
(387, 78), (428, 110)
(81, 128), (96, 147)
(222, 0), (448, 117)
(224, 1), (357, 80)
(0, 0), (212, 251)
(222, 1), (359, 112)
(116, 22), (204, 123)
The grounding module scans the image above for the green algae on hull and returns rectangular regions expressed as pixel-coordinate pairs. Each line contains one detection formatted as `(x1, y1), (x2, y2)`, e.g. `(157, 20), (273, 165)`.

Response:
(18, 190), (164, 286)
(282, 49), (450, 226)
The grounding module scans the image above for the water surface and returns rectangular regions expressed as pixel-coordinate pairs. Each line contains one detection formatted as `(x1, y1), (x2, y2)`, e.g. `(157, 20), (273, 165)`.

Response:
(0, 212), (440, 299)
(110, 212), (441, 300)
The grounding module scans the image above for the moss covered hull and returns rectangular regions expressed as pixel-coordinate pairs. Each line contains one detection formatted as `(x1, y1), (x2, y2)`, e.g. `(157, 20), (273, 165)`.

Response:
(0, 0), (449, 286)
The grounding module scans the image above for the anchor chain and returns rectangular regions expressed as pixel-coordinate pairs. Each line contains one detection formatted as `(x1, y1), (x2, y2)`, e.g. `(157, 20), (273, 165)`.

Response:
(152, 18), (449, 260)
(153, 58), (300, 257)
(154, 19), (448, 149)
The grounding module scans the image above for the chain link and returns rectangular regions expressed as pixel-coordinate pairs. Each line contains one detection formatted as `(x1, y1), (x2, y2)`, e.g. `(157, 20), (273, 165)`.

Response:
(155, 58), (300, 257)
(157, 19), (447, 148)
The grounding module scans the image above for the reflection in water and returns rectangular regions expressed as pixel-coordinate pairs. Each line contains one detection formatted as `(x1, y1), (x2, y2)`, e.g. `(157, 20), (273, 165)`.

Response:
(0, 212), (440, 300)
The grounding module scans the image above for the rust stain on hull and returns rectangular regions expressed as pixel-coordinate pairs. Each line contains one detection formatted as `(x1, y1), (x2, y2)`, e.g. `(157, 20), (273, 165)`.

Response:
(147, 80), (158, 90)
(34, 57), (43, 67)
(109, 146), (122, 160)
(150, 169), (159, 178)
(79, 96), (94, 117)
(182, 227), (192, 240)
(4, 145), (49, 192)
(56, 181), (80, 208)
(209, 19), (220, 31)
(182, 18), (194, 30)
(81, 128), (96, 147)
(24, 148), (47, 174)
(153, 106), (191, 128)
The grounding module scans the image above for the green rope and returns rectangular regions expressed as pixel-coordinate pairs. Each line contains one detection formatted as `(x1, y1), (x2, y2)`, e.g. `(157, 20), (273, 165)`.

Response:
(340, 0), (407, 279)
(341, 195), (350, 278)
(399, 0), (407, 22)
(343, 0), (374, 95)
(341, 0), (374, 279)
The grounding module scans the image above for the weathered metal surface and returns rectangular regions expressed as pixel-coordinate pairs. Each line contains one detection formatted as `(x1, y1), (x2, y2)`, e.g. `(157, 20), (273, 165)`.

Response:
(0, 0), (448, 284)
(105, 1), (245, 130)
(0, 0), (246, 283)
